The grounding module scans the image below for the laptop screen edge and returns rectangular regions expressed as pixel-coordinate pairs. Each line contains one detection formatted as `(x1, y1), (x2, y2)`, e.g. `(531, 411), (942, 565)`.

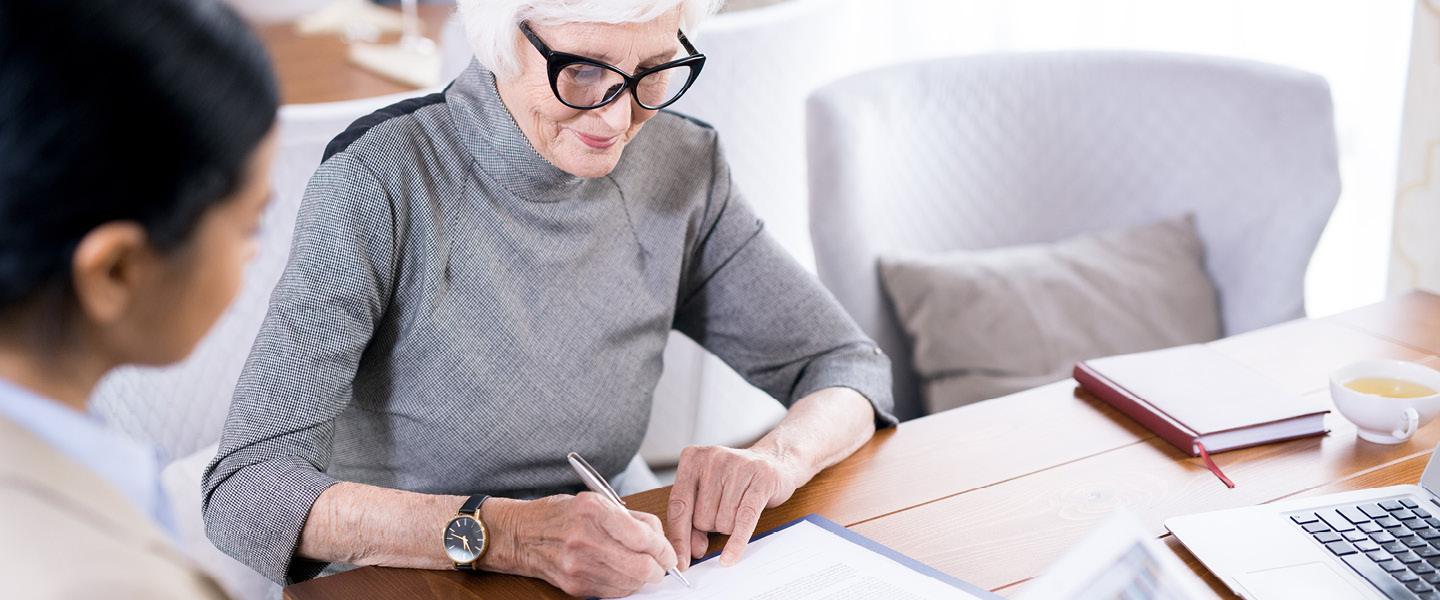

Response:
(1417, 437), (1440, 495)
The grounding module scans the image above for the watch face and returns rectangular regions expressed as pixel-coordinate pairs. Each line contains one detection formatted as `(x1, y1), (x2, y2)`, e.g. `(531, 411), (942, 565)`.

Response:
(444, 515), (485, 563)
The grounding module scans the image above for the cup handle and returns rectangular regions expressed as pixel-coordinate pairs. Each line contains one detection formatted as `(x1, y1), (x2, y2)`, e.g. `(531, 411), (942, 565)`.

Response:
(1394, 407), (1421, 441)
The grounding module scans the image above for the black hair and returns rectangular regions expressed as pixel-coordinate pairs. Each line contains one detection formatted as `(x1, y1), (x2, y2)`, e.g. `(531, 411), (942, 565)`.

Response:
(0, 0), (278, 310)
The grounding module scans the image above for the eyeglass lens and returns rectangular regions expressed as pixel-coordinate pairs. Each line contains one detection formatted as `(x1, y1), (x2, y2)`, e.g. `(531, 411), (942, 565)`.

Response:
(555, 63), (697, 109)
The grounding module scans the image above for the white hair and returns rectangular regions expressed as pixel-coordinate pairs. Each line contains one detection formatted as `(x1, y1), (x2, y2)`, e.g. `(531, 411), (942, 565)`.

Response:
(456, 0), (724, 80)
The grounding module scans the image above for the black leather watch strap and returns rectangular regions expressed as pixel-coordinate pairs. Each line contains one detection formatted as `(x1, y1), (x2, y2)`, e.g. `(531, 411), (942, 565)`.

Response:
(459, 493), (490, 517)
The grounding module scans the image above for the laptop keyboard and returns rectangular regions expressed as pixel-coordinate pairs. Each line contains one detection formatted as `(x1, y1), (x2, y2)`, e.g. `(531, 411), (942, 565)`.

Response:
(1292, 498), (1440, 599)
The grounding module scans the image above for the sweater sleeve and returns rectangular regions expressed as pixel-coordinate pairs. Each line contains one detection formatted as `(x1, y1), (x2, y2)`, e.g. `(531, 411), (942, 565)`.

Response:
(200, 151), (399, 584)
(672, 138), (897, 429)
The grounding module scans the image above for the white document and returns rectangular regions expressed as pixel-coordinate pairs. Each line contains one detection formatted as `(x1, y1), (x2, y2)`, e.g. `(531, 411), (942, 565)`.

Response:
(1015, 511), (1218, 600)
(625, 518), (985, 600)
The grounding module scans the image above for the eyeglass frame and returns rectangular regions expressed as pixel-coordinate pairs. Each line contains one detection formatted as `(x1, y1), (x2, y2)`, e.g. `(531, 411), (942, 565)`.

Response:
(518, 21), (706, 111)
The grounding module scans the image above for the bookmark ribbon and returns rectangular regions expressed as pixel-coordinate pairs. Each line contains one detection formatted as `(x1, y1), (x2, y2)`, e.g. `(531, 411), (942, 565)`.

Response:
(1195, 442), (1235, 488)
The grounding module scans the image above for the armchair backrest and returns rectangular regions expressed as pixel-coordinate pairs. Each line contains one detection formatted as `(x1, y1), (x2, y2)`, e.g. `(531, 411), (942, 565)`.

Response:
(808, 51), (1340, 420)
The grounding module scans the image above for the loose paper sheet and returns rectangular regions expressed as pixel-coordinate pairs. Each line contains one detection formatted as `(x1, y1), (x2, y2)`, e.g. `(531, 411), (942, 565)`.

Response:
(625, 520), (983, 599)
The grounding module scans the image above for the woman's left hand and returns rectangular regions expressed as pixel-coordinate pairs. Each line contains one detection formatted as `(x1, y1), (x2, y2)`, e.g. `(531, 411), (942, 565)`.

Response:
(665, 445), (802, 570)
(664, 388), (880, 572)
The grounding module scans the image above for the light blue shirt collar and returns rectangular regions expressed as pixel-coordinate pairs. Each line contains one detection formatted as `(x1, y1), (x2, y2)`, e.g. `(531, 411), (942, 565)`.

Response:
(0, 376), (176, 539)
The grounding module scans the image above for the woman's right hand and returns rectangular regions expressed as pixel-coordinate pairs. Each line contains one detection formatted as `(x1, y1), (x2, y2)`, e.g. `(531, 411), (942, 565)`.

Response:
(481, 493), (678, 598)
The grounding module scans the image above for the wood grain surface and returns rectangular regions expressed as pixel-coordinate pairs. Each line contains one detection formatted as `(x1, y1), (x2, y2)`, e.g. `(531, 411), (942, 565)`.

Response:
(285, 292), (1440, 599)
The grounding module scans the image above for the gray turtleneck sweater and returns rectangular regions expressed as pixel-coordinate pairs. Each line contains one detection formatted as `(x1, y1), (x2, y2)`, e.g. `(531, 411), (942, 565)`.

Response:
(200, 62), (895, 585)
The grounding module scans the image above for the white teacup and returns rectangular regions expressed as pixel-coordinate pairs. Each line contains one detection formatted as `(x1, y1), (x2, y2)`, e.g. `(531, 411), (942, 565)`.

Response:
(1330, 360), (1440, 444)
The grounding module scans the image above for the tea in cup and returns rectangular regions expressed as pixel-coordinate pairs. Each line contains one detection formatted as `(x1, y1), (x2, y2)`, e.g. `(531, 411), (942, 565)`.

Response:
(1330, 359), (1440, 444)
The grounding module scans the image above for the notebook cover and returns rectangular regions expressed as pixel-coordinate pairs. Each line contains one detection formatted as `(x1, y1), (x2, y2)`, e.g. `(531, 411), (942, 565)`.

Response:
(1074, 360), (1204, 456)
(687, 514), (1003, 599)
(1074, 344), (1328, 456)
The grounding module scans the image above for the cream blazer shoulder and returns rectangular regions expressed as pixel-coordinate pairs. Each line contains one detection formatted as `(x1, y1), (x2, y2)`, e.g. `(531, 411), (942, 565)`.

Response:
(0, 416), (228, 599)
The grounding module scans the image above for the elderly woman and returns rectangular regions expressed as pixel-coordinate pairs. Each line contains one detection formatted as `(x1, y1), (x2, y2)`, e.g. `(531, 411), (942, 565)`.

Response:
(201, 0), (895, 596)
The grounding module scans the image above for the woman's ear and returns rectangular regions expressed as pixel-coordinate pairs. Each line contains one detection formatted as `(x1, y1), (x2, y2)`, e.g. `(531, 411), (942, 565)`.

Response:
(69, 222), (153, 326)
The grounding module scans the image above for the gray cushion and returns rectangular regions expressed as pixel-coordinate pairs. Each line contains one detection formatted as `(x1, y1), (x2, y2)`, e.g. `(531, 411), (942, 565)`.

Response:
(878, 214), (1222, 413)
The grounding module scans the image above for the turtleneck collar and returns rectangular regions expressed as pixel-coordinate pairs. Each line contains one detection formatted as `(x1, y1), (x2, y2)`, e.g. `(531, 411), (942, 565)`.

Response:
(446, 59), (587, 203)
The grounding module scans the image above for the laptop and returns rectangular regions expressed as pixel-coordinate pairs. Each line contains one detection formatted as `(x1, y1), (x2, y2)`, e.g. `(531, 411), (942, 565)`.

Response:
(1167, 444), (1440, 600)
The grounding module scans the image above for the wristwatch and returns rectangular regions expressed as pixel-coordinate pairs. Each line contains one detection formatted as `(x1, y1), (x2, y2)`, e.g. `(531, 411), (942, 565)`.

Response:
(443, 494), (491, 570)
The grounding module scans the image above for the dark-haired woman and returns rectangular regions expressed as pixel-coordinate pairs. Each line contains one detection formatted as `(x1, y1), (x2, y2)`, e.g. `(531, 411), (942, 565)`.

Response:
(0, 0), (278, 597)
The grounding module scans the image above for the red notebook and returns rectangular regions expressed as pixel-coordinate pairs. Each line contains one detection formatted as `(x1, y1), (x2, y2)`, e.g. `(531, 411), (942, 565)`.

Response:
(1074, 344), (1328, 486)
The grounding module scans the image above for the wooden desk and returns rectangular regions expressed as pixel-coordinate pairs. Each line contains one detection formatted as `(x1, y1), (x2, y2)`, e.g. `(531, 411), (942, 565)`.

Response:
(284, 291), (1440, 599)
(254, 4), (455, 105)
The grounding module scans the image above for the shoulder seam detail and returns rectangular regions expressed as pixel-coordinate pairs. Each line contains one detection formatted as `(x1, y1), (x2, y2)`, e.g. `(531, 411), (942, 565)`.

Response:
(322, 91), (449, 163)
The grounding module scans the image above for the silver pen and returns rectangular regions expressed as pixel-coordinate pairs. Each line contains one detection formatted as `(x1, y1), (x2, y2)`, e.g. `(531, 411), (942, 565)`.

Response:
(567, 452), (693, 589)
